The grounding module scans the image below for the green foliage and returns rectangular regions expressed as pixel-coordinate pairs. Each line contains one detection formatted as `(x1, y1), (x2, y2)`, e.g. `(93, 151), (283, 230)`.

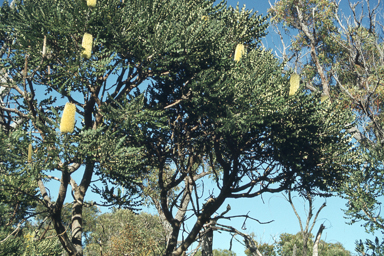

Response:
(0, 129), (39, 208)
(195, 248), (237, 256)
(143, 41), (356, 253)
(20, 231), (63, 256)
(0, 231), (63, 256)
(0, 203), (63, 256)
(0, 0), (270, 252)
(146, 43), (356, 193)
(84, 209), (167, 256)
(269, 0), (341, 75)
(277, 232), (351, 256)
(356, 237), (384, 256)
(0, 0), (361, 254)
(245, 240), (276, 256)
(242, 232), (351, 256)
(278, 232), (314, 256)
(0, 203), (26, 256)
(340, 145), (384, 234)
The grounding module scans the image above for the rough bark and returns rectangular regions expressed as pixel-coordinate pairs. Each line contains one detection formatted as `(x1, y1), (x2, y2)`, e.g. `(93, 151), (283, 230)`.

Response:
(162, 176), (196, 255)
(201, 228), (213, 256)
(70, 161), (95, 255)
(50, 170), (79, 255)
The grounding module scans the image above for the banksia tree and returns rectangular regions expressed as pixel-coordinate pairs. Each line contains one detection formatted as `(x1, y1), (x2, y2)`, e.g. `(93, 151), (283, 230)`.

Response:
(60, 102), (76, 133)
(0, 0), (355, 256)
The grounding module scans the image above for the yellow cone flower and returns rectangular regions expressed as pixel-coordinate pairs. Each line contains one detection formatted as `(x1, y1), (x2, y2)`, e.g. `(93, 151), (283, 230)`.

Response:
(289, 73), (300, 96)
(234, 44), (245, 62)
(87, 0), (96, 7)
(28, 144), (32, 162)
(60, 103), (76, 133)
(321, 94), (331, 106)
(81, 33), (93, 59)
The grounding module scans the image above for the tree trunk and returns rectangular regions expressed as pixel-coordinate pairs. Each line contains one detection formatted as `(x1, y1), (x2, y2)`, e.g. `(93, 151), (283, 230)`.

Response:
(50, 170), (80, 256)
(241, 231), (263, 256)
(313, 224), (325, 256)
(164, 220), (182, 256)
(302, 233), (308, 256)
(70, 161), (95, 256)
(161, 177), (193, 255)
(71, 201), (83, 255)
(201, 227), (213, 256)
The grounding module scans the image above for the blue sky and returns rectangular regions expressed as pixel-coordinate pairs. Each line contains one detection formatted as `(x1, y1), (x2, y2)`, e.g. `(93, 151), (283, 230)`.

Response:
(1, 0), (383, 255)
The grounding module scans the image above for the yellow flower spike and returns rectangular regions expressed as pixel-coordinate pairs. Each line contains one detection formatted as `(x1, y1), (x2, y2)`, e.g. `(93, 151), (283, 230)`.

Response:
(60, 102), (76, 133)
(201, 15), (209, 22)
(28, 144), (32, 163)
(321, 94), (331, 106)
(81, 33), (93, 59)
(289, 73), (300, 96)
(87, 0), (96, 7)
(234, 44), (245, 62)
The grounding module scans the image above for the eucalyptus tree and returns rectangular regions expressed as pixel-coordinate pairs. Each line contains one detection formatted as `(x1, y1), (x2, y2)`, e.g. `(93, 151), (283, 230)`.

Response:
(269, 0), (384, 251)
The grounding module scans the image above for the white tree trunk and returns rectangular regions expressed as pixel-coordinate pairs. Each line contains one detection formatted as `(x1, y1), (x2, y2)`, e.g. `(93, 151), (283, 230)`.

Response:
(313, 224), (325, 256)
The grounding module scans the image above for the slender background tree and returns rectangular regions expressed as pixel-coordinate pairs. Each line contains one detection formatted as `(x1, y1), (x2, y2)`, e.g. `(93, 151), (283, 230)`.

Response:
(269, 0), (384, 253)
